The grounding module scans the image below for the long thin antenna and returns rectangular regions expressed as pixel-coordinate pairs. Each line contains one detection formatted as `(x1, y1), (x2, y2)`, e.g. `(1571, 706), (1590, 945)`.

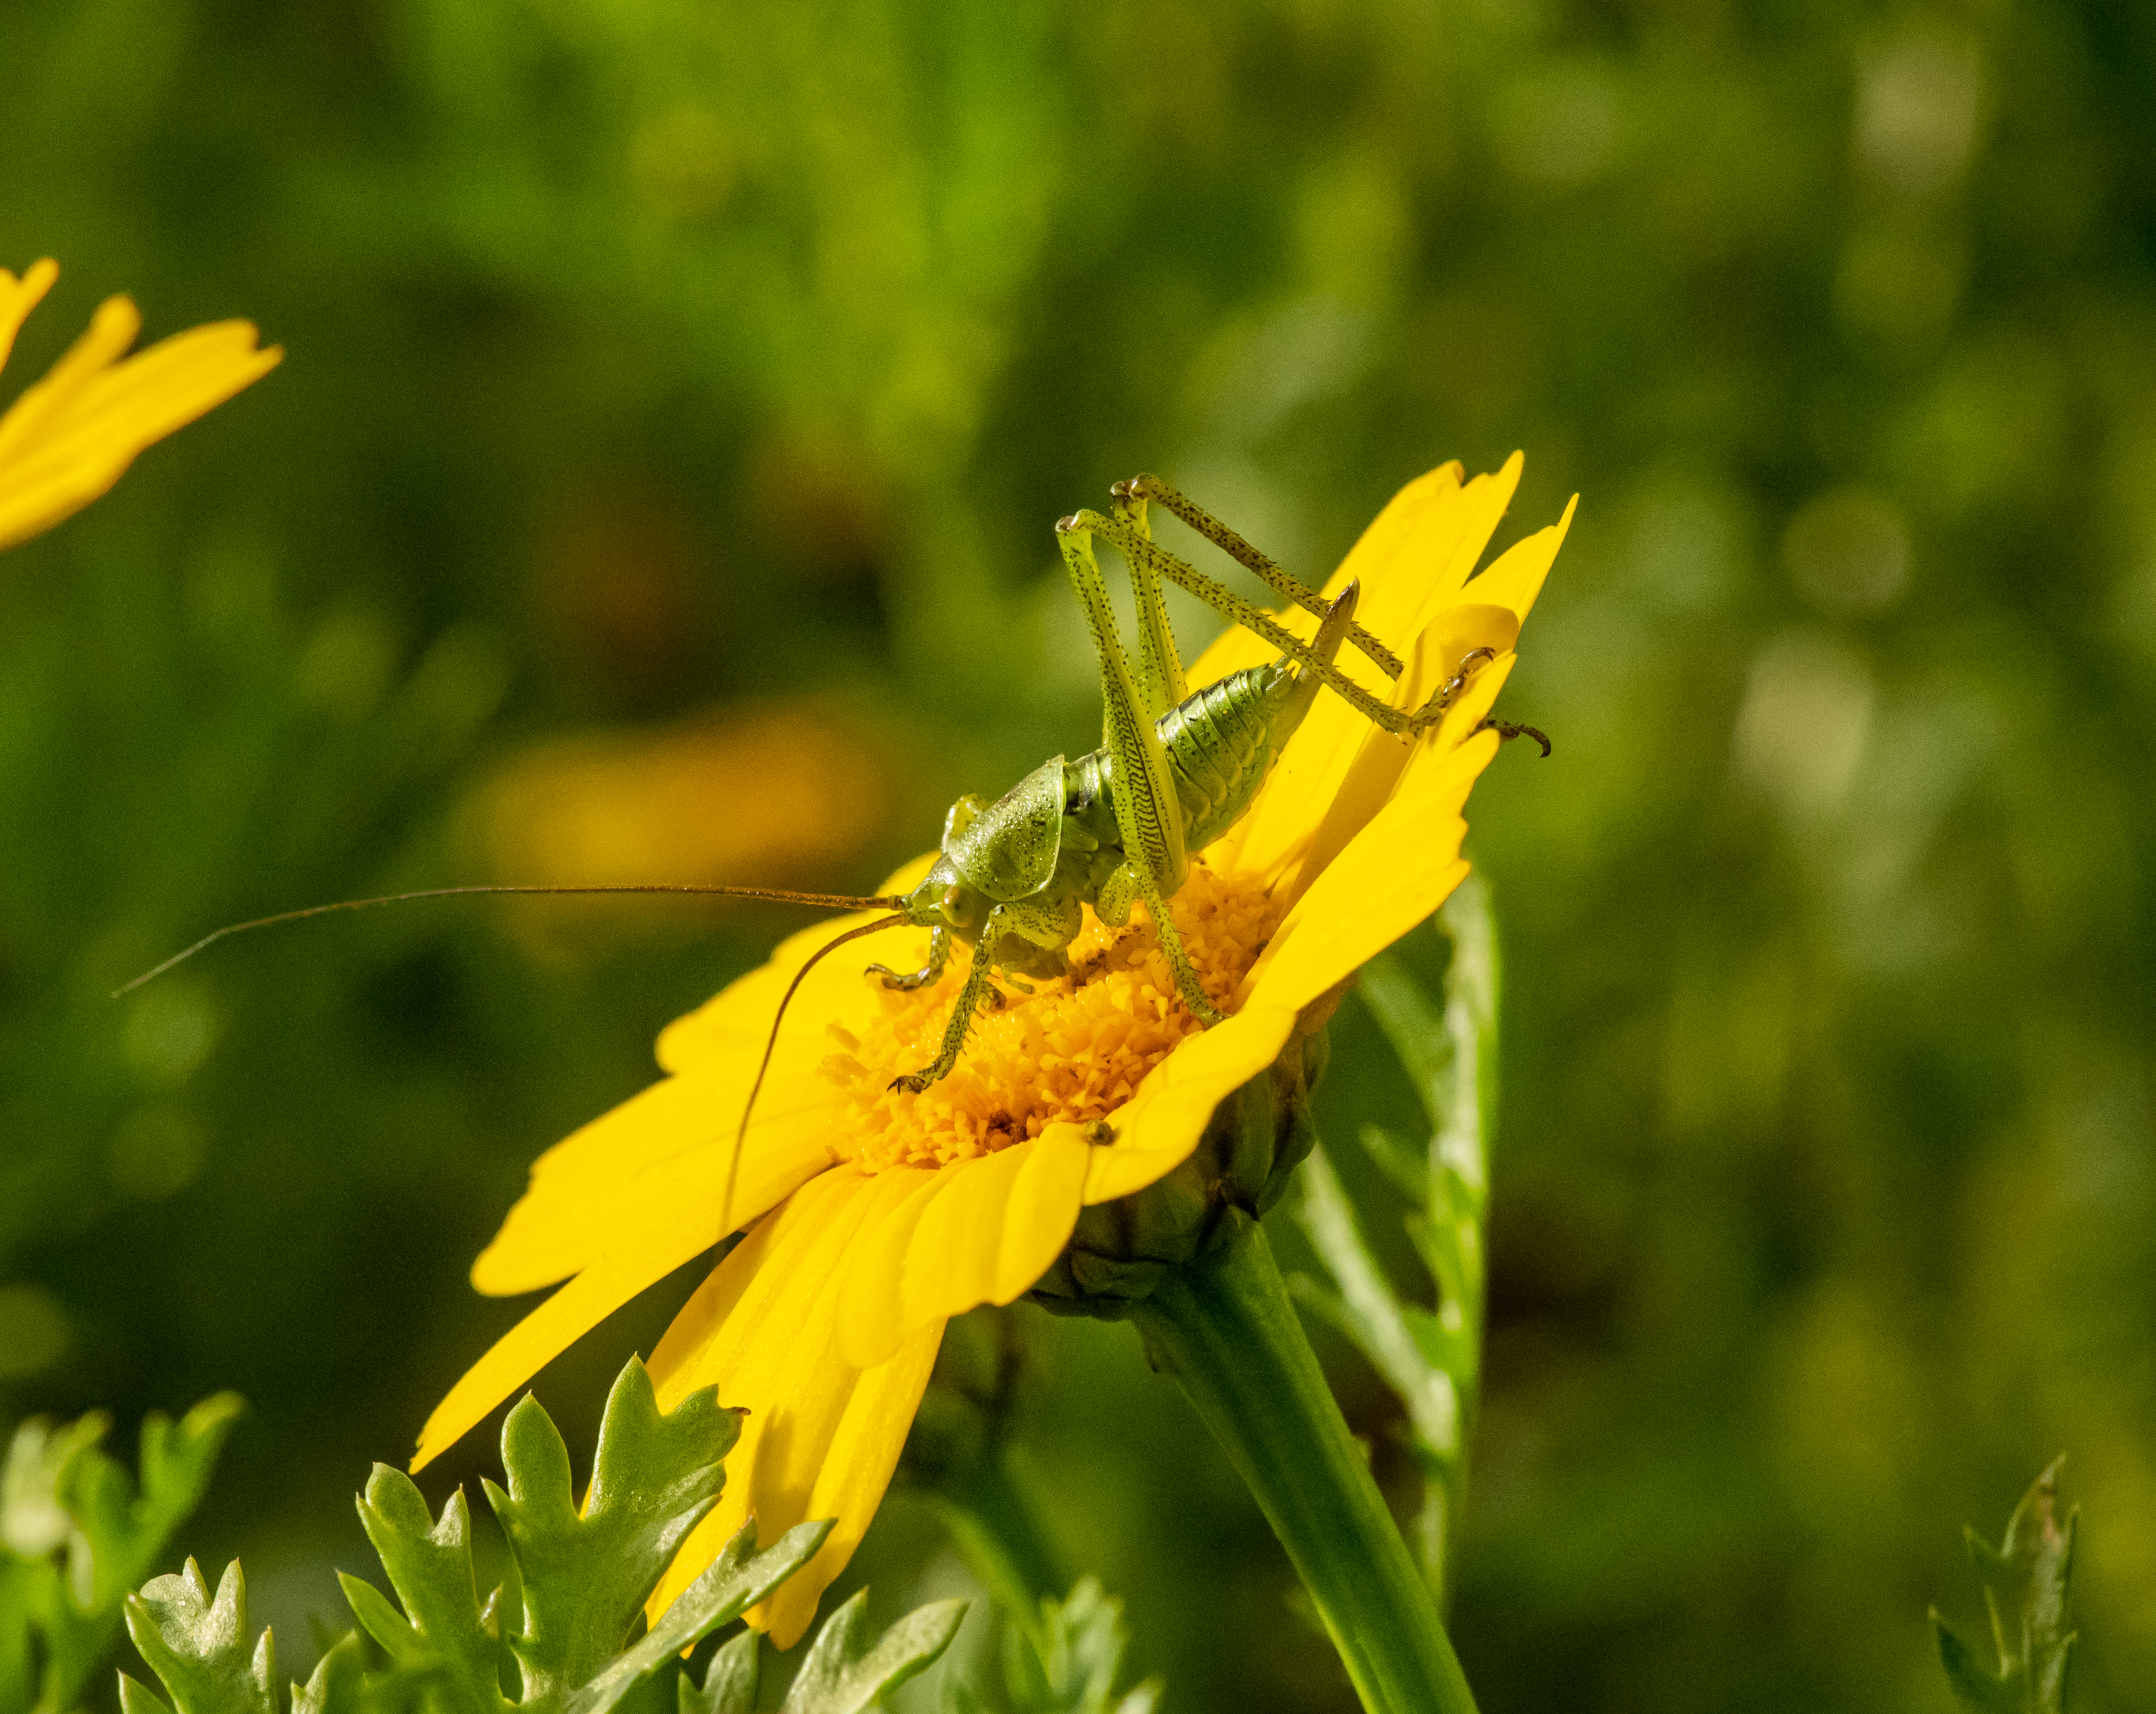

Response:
(113, 883), (912, 998)
(720, 911), (912, 1232)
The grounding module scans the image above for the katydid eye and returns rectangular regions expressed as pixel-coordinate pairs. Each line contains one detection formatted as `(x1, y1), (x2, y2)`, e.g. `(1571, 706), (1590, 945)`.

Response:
(941, 886), (974, 927)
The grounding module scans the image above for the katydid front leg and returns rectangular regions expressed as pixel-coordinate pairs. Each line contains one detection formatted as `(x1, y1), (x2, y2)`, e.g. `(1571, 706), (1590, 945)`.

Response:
(889, 931), (997, 1092)
(889, 893), (1083, 1090)
(868, 924), (950, 992)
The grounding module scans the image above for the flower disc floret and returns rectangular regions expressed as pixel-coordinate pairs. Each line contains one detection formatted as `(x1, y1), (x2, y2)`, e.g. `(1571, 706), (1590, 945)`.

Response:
(825, 864), (1282, 1172)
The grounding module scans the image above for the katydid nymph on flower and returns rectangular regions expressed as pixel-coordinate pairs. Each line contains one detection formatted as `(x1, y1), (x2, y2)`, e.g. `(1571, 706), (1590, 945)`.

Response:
(720, 473), (1547, 1220)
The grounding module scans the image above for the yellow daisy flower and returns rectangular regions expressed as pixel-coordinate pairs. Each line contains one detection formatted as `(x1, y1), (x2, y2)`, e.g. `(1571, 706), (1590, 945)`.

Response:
(0, 259), (282, 552)
(414, 455), (1573, 1647)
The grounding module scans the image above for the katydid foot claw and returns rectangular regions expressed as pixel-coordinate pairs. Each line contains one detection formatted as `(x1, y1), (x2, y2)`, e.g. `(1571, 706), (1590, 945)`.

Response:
(1405, 646), (1504, 735)
(1480, 718), (1552, 756)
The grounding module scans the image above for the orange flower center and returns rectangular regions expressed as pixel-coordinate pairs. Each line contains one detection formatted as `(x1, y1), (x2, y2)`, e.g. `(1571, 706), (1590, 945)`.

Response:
(818, 861), (1283, 1172)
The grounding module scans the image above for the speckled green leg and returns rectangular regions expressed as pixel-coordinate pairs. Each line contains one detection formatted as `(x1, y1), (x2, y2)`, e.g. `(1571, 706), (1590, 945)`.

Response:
(890, 933), (997, 1092)
(1125, 473), (1404, 680)
(1055, 516), (1222, 1027)
(868, 924), (950, 991)
(1069, 507), (1413, 738)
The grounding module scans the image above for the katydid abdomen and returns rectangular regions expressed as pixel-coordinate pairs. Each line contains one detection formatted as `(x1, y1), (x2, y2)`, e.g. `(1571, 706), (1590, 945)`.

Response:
(1066, 653), (1329, 865)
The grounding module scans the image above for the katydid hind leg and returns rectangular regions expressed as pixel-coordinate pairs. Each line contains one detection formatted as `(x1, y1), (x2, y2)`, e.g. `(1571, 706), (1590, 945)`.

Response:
(1480, 718), (1552, 756)
(1125, 473), (1405, 682)
(1055, 513), (1222, 1025)
(1055, 517), (1192, 898)
(1108, 481), (1188, 714)
(1067, 507), (1412, 739)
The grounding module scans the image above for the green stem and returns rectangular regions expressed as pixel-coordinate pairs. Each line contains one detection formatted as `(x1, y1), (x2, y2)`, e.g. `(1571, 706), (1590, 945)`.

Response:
(1126, 1211), (1479, 1714)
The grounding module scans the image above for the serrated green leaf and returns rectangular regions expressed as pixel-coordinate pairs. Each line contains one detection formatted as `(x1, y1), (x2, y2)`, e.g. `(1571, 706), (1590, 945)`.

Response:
(336, 1574), (417, 1668)
(1932, 1611), (2014, 1713)
(2, 1414), (108, 1561)
(352, 1474), (511, 1714)
(119, 1670), (179, 1714)
(676, 1631), (756, 1714)
(778, 1591), (962, 1714)
(289, 1632), (368, 1714)
(960, 1580), (1154, 1714)
(1931, 1461), (2078, 1714)
(488, 1360), (738, 1708)
(1355, 1123), (1428, 1204)
(3, 1395), (246, 1714)
(121, 1358), (855, 1714)
(1358, 955), (1453, 1135)
(567, 1519), (829, 1714)
(123, 1559), (276, 1714)
(1288, 1149), (1461, 1465)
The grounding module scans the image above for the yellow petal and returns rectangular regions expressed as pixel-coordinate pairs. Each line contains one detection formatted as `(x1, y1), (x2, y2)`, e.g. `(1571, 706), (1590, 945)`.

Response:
(758, 1320), (942, 1648)
(1182, 461), (1465, 689)
(655, 852), (940, 1076)
(471, 1070), (835, 1294)
(0, 260), (59, 375)
(840, 1124), (1090, 1365)
(1286, 614), (1522, 901)
(1210, 457), (1520, 883)
(0, 296), (140, 469)
(1241, 715), (1508, 1017)
(639, 1168), (941, 1648)
(411, 1177), (786, 1470)
(893, 1133), (1079, 1330)
(644, 1167), (874, 1396)
(1080, 1000), (1300, 1203)
(0, 299), (281, 552)
(1460, 494), (1575, 623)
(995, 1124), (1093, 1301)
(835, 1168), (947, 1368)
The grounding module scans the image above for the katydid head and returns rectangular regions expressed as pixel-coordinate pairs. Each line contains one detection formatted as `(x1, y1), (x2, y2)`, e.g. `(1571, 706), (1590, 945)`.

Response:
(896, 854), (989, 937)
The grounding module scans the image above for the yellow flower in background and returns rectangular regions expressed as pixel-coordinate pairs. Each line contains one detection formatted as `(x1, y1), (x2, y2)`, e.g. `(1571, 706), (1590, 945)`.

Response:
(473, 702), (898, 933)
(0, 259), (282, 552)
(414, 456), (1573, 1647)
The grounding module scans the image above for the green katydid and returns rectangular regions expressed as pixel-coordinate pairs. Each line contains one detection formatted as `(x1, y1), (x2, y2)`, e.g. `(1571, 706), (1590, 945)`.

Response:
(118, 474), (1542, 1148)
(803, 474), (1544, 1093)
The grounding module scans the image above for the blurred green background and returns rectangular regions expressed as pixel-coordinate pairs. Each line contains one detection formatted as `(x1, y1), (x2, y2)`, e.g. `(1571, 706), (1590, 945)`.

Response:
(3, 0), (2154, 1707)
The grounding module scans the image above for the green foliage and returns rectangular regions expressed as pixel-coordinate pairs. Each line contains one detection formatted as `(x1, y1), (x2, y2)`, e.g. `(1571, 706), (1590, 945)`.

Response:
(1931, 1461), (2077, 1714)
(1288, 876), (1498, 1609)
(0, 1394), (243, 1714)
(120, 1360), (964, 1714)
(944, 1581), (1154, 1714)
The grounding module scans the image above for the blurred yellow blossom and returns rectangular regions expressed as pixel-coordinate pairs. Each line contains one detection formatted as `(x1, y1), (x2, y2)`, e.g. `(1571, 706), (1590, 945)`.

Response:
(0, 259), (281, 551)
(474, 701), (896, 906)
